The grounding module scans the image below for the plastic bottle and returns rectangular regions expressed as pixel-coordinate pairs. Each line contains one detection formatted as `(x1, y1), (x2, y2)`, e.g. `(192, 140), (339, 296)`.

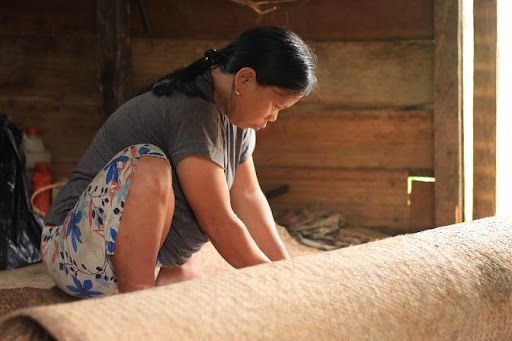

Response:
(21, 127), (51, 193)
(32, 162), (52, 215)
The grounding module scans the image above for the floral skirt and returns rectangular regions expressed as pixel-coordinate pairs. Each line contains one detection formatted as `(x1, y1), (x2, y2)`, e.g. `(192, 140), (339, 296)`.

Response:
(41, 144), (168, 298)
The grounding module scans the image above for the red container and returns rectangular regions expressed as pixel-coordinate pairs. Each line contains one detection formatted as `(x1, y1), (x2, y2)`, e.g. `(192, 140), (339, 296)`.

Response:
(32, 162), (52, 214)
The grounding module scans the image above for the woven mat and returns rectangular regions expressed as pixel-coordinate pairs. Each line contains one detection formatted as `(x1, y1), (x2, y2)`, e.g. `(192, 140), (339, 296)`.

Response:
(0, 287), (76, 317)
(0, 225), (318, 318)
(1, 217), (512, 340)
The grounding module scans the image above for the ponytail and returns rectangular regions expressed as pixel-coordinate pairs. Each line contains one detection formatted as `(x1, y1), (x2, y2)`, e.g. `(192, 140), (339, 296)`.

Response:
(137, 49), (221, 101)
(138, 27), (317, 100)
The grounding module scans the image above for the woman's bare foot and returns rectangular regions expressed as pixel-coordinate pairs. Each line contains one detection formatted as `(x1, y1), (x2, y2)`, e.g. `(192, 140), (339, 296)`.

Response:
(155, 255), (202, 286)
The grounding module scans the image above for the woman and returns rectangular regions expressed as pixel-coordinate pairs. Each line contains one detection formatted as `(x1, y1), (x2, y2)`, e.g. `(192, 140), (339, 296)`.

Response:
(42, 26), (317, 297)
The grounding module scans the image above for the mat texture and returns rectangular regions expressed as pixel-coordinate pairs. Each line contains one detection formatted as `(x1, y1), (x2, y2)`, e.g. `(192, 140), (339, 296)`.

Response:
(1, 216), (511, 340)
(0, 225), (318, 317)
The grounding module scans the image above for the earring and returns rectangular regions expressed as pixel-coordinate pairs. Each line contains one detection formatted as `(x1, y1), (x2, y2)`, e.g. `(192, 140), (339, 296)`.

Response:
(235, 90), (240, 96)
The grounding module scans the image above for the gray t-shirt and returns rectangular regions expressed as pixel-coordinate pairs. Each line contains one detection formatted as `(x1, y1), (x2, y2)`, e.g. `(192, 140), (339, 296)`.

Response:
(44, 72), (256, 266)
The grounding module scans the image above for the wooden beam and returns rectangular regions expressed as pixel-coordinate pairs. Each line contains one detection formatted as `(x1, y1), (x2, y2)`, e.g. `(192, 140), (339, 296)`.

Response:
(473, 0), (497, 219)
(97, 0), (131, 116)
(434, 0), (463, 226)
(130, 0), (434, 41)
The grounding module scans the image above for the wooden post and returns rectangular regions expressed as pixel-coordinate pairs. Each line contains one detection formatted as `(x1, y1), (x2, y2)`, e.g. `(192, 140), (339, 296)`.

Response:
(97, 0), (131, 116)
(434, 0), (463, 226)
(473, 0), (497, 219)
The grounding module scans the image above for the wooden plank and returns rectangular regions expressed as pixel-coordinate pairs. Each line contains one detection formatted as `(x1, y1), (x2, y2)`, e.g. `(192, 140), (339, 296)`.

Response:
(257, 167), (409, 231)
(0, 36), (99, 106)
(408, 180), (435, 232)
(473, 0), (497, 219)
(253, 106), (433, 170)
(0, 1), (95, 36)
(97, 0), (132, 116)
(131, 0), (433, 40)
(2, 100), (103, 179)
(434, 0), (463, 226)
(130, 39), (433, 108)
(313, 41), (433, 107)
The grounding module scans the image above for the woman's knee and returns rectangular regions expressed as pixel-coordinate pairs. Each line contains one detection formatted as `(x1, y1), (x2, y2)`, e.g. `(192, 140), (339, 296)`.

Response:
(134, 155), (174, 202)
(129, 154), (175, 246)
(112, 154), (175, 292)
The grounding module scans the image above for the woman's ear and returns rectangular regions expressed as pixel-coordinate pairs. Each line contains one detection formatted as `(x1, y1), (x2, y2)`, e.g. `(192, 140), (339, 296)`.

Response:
(234, 67), (256, 90)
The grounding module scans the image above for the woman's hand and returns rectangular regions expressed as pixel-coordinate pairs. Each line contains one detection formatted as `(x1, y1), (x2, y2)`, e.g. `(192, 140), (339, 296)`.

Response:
(230, 157), (290, 262)
(176, 155), (271, 269)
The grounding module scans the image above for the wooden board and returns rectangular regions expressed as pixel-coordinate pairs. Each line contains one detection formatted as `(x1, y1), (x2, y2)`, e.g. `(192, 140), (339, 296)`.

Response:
(253, 106), (433, 169)
(257, 167), (409, 230)
(2, 100), (103, 179)
(313, 41), (433, 107)
(0, 1), (95, 36)
(130, 39), (433, 108)
(434, 0), (463, 226)
(408, 180), (435, 232)
(473, 0), (497, 219)
(0, 36), (99, 106)
(0, 0), (432, 40)
(97, 0), (132, 115)
(130, 0), (433, 41)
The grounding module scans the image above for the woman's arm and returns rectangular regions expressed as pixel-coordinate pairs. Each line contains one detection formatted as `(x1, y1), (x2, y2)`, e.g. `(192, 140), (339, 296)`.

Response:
(229, 157), (290, 262)
(177, 155), (271, 268)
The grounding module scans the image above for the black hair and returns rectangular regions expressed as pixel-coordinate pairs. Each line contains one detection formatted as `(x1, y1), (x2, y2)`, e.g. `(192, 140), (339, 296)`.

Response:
(138, 26), (317, 101)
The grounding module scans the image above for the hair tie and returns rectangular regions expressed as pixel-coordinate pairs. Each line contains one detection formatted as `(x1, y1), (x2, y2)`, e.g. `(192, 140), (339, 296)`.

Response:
(203, 49), (218, 67)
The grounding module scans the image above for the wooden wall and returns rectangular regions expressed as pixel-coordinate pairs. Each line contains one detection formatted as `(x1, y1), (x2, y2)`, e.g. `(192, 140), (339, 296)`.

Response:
(1, 0), (436, 233)
(128, 0), (435, 233)
(0, 1), (103, 179)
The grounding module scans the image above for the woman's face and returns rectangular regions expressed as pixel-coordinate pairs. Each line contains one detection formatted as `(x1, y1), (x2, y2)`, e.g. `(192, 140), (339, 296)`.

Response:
(228, 68), (304, 131)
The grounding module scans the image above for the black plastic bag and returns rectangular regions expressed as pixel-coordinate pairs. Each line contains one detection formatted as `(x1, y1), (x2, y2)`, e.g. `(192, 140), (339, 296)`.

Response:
(0, 113), (44, 270)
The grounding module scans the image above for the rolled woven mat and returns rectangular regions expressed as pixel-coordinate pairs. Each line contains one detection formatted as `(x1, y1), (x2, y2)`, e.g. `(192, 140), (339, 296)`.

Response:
(1, 216), (511, 340)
